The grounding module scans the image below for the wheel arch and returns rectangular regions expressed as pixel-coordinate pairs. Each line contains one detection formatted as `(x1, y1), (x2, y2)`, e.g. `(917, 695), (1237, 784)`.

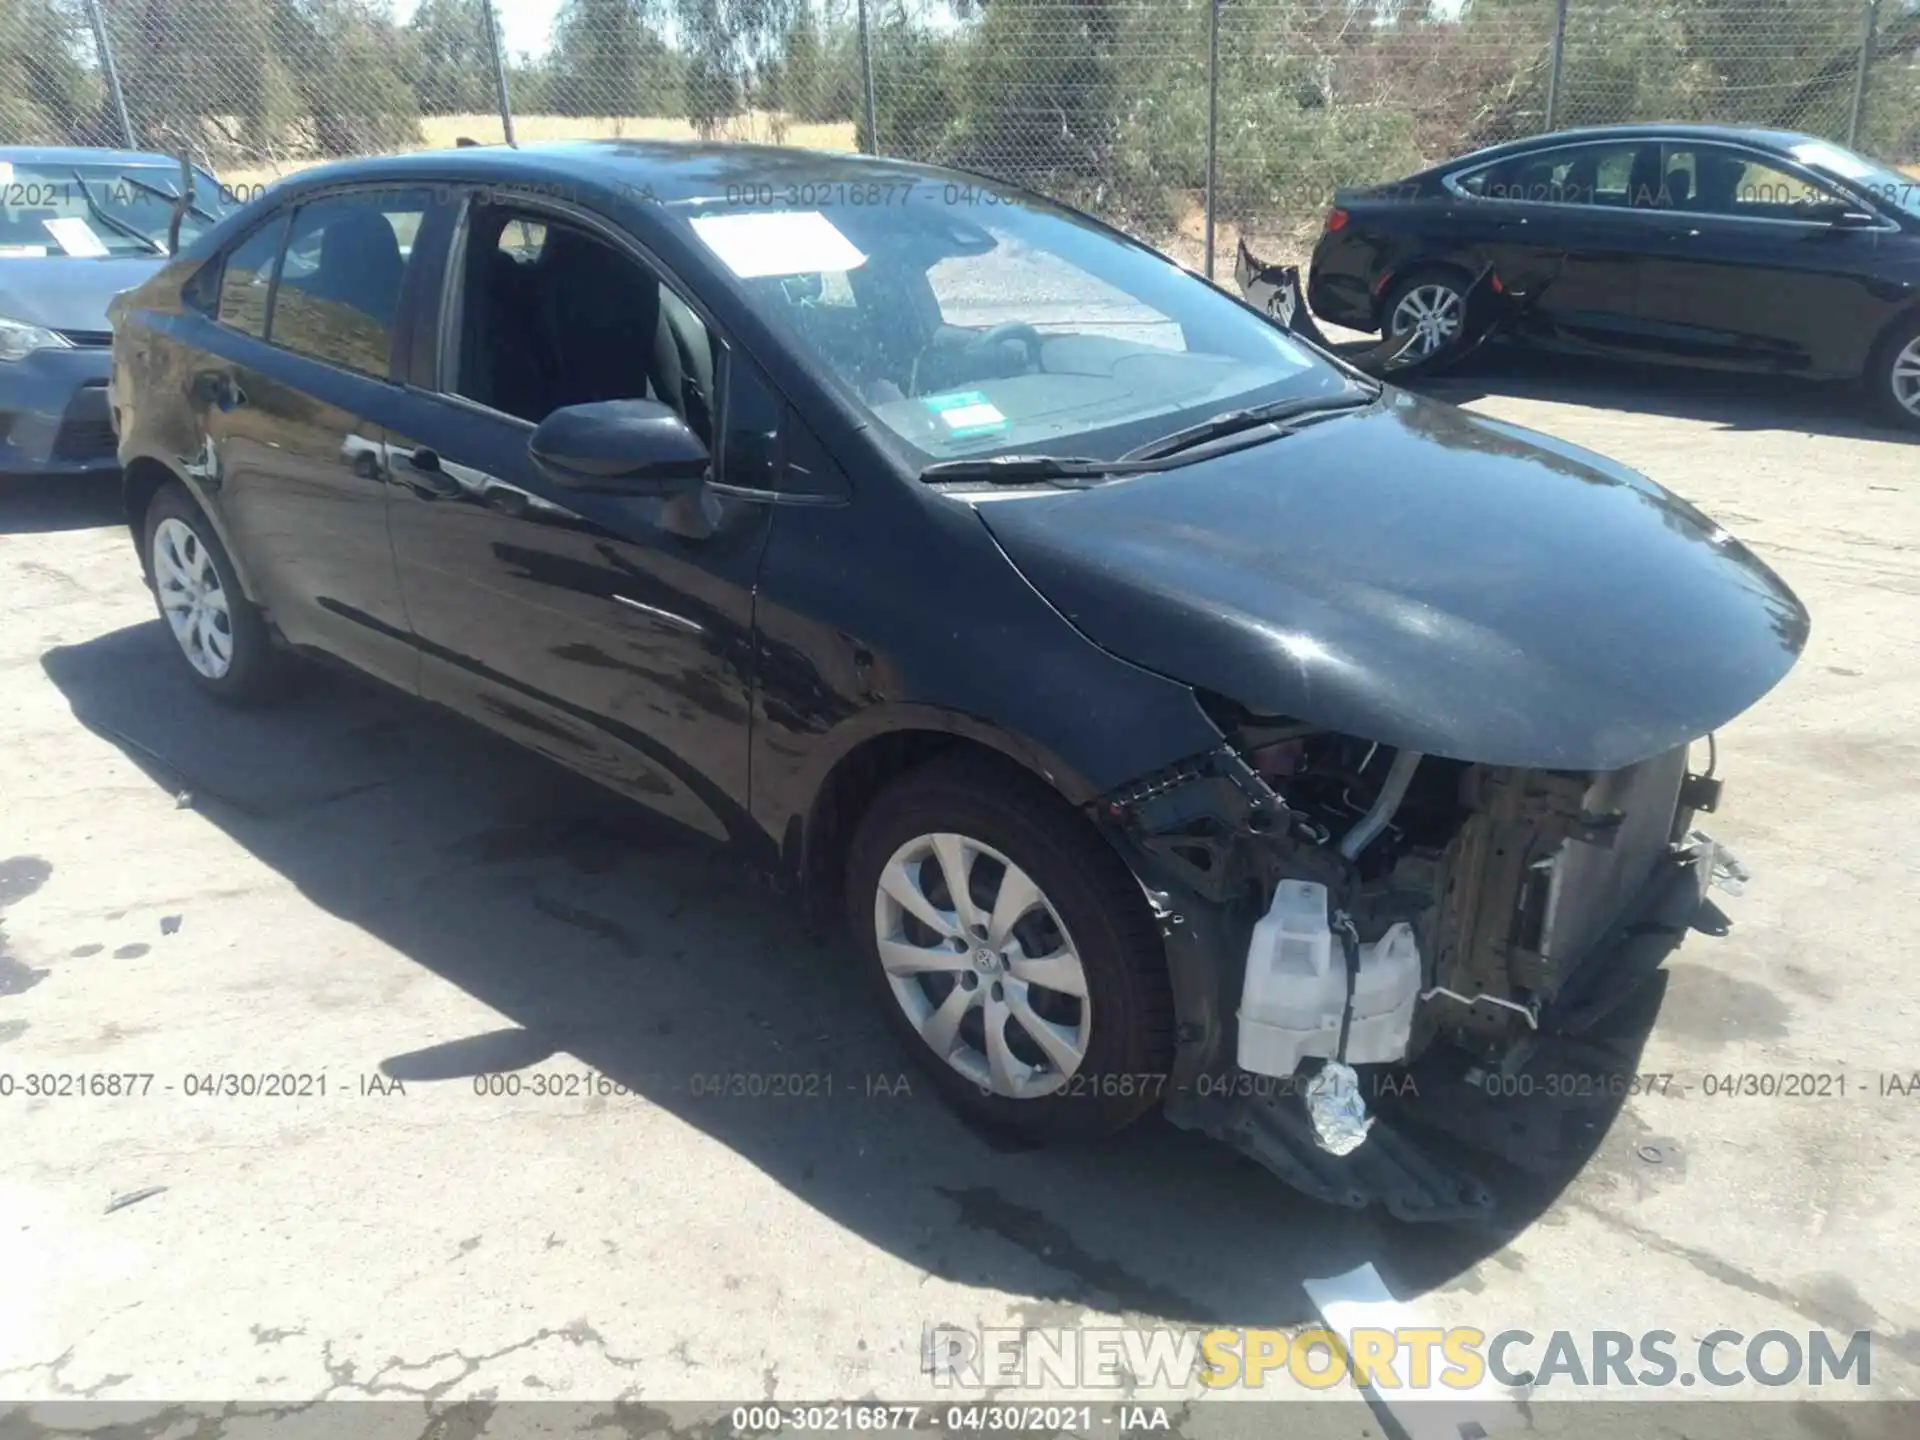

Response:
(120, 452), (265, 604)
(1373, 256), (1479, 330)
(789, 706), (1105, 931)
(1865, 295), (1920, 381)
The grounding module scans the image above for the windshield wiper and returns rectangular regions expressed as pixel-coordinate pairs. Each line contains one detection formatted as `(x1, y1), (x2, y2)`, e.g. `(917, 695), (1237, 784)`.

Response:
(114, 170), (216, 223)
(918, 453), (1146, 486)
(69, 170), (163, 254)
(1120, 388), (1378, 463)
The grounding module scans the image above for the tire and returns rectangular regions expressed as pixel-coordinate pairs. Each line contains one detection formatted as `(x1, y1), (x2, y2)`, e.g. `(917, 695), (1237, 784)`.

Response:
(1866, 312), (1920, 433)
(844, 751), (1174, 1141)
(143, 482), (287, 705)
(1381, 267), (1471, 358)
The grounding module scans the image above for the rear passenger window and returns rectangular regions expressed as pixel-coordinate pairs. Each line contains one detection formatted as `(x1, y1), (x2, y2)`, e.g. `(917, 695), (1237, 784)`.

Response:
(268, 190), (428, 377)
(215, 219), (284, 338)
(1465, 143), (1640, 208)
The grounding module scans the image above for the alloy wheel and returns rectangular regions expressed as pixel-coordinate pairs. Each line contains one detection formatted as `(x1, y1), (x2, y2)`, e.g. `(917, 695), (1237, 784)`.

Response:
(1893, 335), (1920, 419)
(152, 516), (234, 680)
(1389, 283), (1464, 358)
(872, 831), (1091, 1099)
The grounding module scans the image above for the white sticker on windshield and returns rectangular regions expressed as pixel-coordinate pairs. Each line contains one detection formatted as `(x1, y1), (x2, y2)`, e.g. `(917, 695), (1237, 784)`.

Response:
(690, 211), (866, 279)
(0, 162), (13, 186)
(43, 217), (110, 258)
(0, 244), (49, 258)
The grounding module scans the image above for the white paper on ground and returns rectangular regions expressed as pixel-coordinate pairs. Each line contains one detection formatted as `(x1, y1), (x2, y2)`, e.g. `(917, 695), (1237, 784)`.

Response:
(1303, 1260), (1529, 1437)
(43, 217), (110, 257)
(689, 210), (866, 280)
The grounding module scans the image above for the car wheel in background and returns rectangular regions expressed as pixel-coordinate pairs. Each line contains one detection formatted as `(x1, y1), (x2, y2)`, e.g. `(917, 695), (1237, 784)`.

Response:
(845, 752), (1174, 1141)
(1383, 268), (1470, 359)
(144, 482), (286, 705)
(1868, 313), (1920, 433)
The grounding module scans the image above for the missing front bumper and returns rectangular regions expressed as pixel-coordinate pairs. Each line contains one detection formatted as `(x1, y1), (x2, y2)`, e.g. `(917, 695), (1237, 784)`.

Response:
(1102, 737), (1725, 1221)
(1160, 836), (1716, 1221)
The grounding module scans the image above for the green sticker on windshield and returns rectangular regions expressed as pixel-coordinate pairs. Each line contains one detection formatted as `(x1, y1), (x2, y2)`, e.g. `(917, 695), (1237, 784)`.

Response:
(922, 390), (1007, 439)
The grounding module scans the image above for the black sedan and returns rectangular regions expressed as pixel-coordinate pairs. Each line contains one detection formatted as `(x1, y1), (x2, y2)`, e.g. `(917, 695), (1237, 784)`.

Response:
(108, 142), (1806, 1216)
(1307, 123), (1920, 430)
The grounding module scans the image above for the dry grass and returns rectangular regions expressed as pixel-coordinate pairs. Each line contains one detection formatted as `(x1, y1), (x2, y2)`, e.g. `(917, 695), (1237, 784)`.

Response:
(218, 110), (858, 191)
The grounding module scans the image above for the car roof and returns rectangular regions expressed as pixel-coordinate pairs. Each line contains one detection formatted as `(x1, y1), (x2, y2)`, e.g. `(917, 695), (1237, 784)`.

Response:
(0, 144), (200, 169)
(259, 139), (996, 207)
(1428, 122), (1827, 174)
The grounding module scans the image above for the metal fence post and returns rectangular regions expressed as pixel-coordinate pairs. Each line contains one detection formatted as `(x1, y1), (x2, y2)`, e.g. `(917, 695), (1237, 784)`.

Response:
(480, 0), (517, 147)
(857, 0), (880, 155)
(83, 0), (135, 147)
(1204, 0), (1220, 280)
(1848, 0), (1880, 149)
(1544, 0), (1569, 131)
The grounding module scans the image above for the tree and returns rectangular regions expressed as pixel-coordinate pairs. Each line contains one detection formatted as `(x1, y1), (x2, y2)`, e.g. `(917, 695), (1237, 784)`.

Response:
(551, 0), (680, 116)
(405, 0), (496, 116)
(0, 0), (109, 144)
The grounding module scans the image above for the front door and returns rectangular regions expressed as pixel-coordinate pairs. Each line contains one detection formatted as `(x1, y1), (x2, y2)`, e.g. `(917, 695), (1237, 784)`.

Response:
(382, 201), (778, 840)
(1626, 142), (1891, 375)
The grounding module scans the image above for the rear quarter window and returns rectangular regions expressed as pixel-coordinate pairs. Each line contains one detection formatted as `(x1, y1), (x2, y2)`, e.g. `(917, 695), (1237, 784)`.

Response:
(213, 217), (285, 338)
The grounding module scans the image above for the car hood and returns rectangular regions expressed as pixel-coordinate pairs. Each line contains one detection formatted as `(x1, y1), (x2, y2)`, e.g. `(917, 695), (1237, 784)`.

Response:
(974, 392), (1808, 772)
(0, 256), (164, 331)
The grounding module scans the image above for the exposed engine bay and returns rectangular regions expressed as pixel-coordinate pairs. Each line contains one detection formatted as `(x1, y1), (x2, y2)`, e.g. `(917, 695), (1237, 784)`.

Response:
(1094, 710), (1736, 1220)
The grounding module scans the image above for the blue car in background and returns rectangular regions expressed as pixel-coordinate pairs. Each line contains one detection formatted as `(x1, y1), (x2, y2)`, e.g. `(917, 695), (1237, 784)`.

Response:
(1, 146), (233, 477)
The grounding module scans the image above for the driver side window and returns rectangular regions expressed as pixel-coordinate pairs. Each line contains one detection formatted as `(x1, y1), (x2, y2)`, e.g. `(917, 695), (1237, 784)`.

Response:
(1663, 146), (1851, 222)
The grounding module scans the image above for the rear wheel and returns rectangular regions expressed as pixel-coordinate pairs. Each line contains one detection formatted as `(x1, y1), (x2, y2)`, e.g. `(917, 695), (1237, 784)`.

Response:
(1383, 268), (1469, 359)
(144, 483), (286, 704)
(844, 752), (1173, 1140)
(1867, 313), (1920, 433)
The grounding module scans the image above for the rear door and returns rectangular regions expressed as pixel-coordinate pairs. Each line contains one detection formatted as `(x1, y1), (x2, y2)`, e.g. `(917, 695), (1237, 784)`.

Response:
(379, 197), (779, 839)
(189, 185), (437, 690)
(1447, 138), (1661, 351)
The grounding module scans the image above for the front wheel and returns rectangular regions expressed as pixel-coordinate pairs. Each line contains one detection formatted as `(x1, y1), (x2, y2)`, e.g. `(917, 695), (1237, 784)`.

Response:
(1868, 314), (1920, 433)
(844, 753), (1174, 1140)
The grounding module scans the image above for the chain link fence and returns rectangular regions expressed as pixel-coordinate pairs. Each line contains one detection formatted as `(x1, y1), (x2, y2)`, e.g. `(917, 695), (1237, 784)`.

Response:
(4, 0), (1917, 274)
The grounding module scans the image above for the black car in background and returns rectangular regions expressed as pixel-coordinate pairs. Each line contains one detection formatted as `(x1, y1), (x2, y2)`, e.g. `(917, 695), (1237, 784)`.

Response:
(107, 142), (1805, 1215)
(1307, 124), (1920, 429)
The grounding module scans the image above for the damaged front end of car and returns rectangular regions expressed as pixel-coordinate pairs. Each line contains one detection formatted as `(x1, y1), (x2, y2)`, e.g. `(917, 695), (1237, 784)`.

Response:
(1092, 716), (1740, 1222)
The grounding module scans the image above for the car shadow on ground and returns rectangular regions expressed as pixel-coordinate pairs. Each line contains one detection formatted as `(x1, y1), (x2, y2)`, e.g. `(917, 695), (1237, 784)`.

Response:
(1407, 347), (1918, 445)
(41, 621), (1681, 1330)
(0, 474), (124, 535)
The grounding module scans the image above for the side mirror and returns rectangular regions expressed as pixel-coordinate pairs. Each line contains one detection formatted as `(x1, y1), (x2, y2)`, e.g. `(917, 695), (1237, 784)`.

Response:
(528, 399), (709, 494)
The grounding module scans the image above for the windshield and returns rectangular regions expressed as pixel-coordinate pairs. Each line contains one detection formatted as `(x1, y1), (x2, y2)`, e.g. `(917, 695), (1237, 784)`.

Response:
(1788, 139), (1920, 220)
(679, 179), (1352, 468)
(0, 160), (229, 258)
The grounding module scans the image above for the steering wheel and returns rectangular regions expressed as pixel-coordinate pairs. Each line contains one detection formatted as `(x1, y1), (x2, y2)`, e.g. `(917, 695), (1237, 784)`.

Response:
(966, 321), (1045, 367)
(908, 320), (1046, 397)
